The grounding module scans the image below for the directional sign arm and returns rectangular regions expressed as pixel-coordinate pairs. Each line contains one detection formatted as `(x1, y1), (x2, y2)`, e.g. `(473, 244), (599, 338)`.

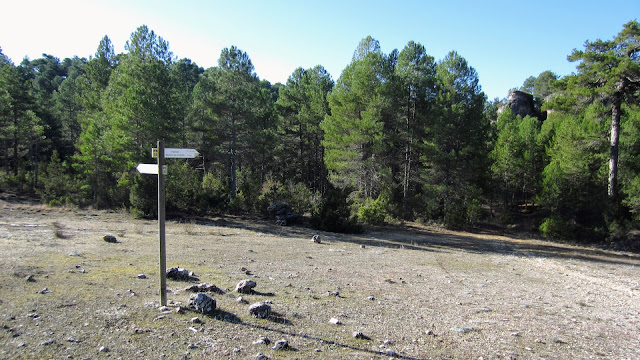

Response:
(152, 148), (199, 158)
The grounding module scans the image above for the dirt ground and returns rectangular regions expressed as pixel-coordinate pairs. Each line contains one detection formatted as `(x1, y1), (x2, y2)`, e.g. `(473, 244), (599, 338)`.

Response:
(0, 193), (639, 359)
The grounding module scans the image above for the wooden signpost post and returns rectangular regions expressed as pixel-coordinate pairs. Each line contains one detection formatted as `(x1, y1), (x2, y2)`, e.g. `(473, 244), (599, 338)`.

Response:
(137, 140), (199, 306)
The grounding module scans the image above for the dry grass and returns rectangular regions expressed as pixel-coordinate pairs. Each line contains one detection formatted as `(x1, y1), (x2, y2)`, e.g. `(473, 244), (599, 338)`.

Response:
(0, 199), (639, 359)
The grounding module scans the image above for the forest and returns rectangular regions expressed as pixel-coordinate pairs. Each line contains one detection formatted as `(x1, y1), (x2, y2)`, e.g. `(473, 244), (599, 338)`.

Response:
(1, 21), (639, 247)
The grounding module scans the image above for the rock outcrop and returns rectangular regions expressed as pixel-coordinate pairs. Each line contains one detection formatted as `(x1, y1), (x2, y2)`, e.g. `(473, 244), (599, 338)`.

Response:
(499, 90), (547, 121)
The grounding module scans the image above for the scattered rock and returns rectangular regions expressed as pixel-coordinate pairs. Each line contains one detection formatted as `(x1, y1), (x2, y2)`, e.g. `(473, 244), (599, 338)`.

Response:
(103, 235), (117, 243)
(385, 349), (398, 357)
(166, 267), (195, 281)
(187, 343), (198, 349)
(175, 307), (185, 314)
(252, 336), (271, 345)
(237, 296), (249, 304)
(255, 353), (270, 360)
(323, 291), (340, 297)
(311, 235), (321, 243)
(271, 339), (289, 351)
(37, 288), (51, 295)
(353, 331), (370, 340)
(328, 317), (342, 325)
(451, 327), (477, 334)
(183, 283), (224, 294)
(25, 275), (35, 282)
(40, 339), (56, 346)
(98, 345), (109, 353)
(249, 303), (271, 319)
(235, 279), (257, 294)
(190, 317), (203, 324)
(360, 244), (366, 249)
(189, 293), (217, 315)
(425, 329), (435, 336)
(367, 295), (375, 301)
(553, 338), (568, 344)
(137, 274), (147, 279)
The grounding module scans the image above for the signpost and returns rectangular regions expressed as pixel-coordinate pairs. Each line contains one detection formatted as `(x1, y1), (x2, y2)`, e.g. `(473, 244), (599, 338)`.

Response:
(152, 147), (199, 159)
(157, 141), (167, 307)
(137, 141), (199, 306)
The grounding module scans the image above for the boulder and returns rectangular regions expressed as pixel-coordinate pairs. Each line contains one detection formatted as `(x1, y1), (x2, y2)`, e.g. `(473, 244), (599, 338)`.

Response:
(235, 279), (257, 294)
(498, 90), (547, 121)
(189, 293), (216, 314)
(166, 267), (194, 281)
(183, 283), (224, 294)
(271, 339), (289, 351)
(249, 302), (271, 319)
(103, 235), (117, 243)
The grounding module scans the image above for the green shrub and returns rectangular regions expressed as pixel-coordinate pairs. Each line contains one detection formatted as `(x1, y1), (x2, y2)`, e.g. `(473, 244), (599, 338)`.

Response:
(311, 184), (362, 233)
(201, 172), (228, 211)
(38, 151), (82, 206)
(130, 173), (157, 219)
(539, 215), (573, 240)
(357, 195), (387, 225)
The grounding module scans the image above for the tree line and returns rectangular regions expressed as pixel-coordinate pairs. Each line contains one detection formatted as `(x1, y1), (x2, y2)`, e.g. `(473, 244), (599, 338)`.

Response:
(1, 22), (639, 244)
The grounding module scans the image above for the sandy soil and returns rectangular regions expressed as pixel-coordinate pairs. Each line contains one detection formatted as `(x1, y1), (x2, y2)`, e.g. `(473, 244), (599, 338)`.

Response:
(0, 193), (638, 359)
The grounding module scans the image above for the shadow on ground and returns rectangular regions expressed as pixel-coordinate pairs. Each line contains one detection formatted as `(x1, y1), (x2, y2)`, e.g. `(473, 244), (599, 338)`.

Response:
(188, 215), (640, 268)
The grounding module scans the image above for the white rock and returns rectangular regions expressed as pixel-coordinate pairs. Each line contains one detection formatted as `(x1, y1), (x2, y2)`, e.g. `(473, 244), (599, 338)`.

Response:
(271, 339), (288, 350)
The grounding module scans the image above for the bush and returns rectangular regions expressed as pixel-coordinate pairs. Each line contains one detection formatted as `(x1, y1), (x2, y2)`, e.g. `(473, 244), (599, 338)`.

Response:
(357, 195), (387, 225)
(38, 151), (83, 206)
(201, 172), (228, 211)
(130, 173), (157, 219)
(539, 215), (573, 240)
(310, 184), (362, 233)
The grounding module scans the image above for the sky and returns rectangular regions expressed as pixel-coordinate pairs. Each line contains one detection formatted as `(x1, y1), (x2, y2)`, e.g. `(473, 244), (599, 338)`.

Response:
(1, 0), (638, 100)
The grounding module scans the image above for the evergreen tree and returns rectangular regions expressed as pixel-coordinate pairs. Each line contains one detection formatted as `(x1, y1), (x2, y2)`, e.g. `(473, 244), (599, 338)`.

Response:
(74, 35), (118, 206)
(0, 53), (44, 181)
(560, 20), (640, 199)
(321, 36), (388, 199)
(537, 106), (609, 240)
(390, 41), (437, 218)
(192, 46), (262, 203)
(424, 51), (488, 226)
(490, 107), (544, 214)
(170, 58), (203, 147)
(276, 65), (333, 192)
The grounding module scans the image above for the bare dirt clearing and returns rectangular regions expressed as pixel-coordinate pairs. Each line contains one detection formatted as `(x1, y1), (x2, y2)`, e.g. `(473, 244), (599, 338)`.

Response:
(0, 195), (639, 359)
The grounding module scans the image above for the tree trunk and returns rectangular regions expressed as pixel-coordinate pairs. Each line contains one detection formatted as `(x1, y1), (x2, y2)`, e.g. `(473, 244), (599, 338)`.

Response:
(230, 113), (237, 201)
(608, 90), (623, 199)
(12, 110), (18, 176)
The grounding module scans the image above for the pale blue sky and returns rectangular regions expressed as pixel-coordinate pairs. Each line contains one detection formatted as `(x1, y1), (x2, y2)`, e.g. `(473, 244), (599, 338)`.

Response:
(1, 0), (638, 99)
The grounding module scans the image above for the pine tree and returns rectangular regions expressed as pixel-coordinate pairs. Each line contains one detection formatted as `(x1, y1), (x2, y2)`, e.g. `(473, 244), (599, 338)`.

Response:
(321, 36), (388, 199)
